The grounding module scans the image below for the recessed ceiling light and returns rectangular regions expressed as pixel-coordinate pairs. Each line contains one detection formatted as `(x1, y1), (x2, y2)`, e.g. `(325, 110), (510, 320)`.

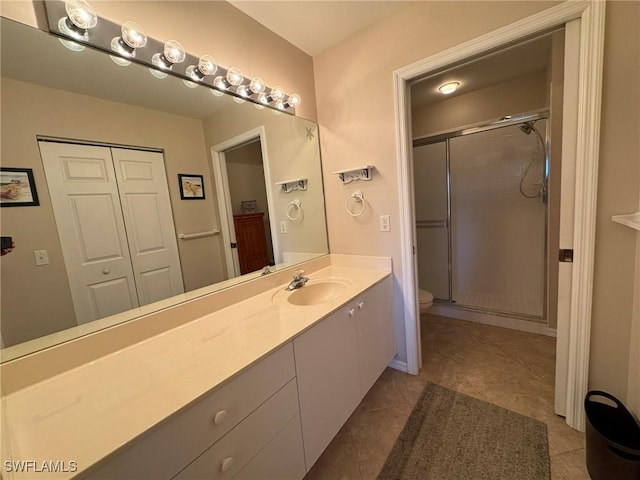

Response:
(438, 81), (461, 95)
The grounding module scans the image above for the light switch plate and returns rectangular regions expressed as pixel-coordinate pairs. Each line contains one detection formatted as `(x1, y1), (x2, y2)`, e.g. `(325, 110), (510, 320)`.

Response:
(280, 221), (287, 234)
(380, 215), (390, 232)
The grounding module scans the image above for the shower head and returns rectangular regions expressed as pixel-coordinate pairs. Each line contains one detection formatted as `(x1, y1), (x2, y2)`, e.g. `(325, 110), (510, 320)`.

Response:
(520, 121), (535, 135)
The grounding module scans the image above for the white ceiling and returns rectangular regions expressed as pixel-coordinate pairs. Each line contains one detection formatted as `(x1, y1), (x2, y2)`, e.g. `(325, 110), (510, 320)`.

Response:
(227, 1), (409, 56)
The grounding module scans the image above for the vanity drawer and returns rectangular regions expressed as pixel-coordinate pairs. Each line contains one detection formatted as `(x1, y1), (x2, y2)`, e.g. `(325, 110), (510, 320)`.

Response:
(172, 378), (300, 480)
(86, 343), (295, 479)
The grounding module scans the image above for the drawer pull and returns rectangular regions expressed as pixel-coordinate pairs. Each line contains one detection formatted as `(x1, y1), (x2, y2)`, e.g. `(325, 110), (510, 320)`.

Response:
(347, 308), (356, 317)
(220, 457), (234, 473)
(214, 410), (229, 425)
(357, 301), (365, 310)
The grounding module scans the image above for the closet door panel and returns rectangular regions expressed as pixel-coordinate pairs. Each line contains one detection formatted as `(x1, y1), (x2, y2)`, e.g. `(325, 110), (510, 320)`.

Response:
(112, 148), (184, 305)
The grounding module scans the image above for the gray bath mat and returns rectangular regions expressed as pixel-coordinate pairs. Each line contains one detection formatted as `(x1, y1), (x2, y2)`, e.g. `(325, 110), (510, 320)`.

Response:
(378, 383), (550, 480)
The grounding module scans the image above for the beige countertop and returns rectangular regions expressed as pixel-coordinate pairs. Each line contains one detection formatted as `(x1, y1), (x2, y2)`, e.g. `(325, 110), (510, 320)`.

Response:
(1, 263), (390, 479)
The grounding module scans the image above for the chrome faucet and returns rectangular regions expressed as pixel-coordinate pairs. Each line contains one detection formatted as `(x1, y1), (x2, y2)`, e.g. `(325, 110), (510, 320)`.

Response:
(286, 270), (309, 291)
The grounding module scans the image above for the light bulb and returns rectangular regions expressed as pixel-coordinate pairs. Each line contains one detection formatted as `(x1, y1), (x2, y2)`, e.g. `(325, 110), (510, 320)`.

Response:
(65, 0), (97, 30)
(198, 55), (217, 76)
(237, 85), (251, 98)
(286, 93), (301, 108)
(111, 21), (146, 58)
(257, 92), (269, 105)
(276, 101), (286, 110)
(213, 76), (228, 91)
(164, 40), (186, 64)
(226, 67), (243, 86)
(58, 0), (97, 41)
(269, 86), (285, 102)
(121, 21), (147, 49)
(186, 55), (217, 82)
(249, 77), (265, 94)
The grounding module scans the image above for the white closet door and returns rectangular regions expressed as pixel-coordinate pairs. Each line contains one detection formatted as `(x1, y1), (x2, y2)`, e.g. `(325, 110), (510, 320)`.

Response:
(39, 141), (139, 324)
(111, 148), (184, 305)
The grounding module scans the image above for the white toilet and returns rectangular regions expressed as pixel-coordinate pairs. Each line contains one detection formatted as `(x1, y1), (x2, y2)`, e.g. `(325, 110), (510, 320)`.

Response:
(419, 289), (434, 314)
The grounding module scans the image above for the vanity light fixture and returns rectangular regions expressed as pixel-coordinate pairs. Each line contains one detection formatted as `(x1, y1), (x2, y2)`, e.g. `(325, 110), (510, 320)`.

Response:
(438, 81), (461, 95)
(111, 21), (147, 58)
(57, 0), (97, 41)
(44, 0), (302, 114)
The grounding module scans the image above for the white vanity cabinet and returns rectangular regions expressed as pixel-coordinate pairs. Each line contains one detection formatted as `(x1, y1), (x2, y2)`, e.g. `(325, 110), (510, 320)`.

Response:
(294, 276), (394, 470)
(83, 344), (300, 480)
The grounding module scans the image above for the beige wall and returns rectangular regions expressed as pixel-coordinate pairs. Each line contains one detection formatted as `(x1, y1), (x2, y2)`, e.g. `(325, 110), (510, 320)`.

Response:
(1, 77), (226, 346)
(315, 0), (639, 403)
(412, 70), (548, 138)
(0, 0), (317, 121)
(589, 0), (640, 404)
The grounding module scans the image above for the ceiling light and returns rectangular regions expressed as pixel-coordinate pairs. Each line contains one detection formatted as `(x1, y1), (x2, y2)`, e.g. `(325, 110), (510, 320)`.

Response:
(438, 81), (460, 95)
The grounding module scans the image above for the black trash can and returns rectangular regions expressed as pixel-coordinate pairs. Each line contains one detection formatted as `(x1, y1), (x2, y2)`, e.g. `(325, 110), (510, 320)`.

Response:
(585, 390), (640, 480)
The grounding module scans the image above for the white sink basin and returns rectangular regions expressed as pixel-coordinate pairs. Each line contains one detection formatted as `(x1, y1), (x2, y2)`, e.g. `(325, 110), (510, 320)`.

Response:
(273, 278), (353, 306)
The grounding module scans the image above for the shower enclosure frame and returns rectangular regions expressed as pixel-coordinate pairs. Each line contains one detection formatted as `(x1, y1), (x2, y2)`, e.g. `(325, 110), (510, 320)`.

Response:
(413, 110), (550, 322)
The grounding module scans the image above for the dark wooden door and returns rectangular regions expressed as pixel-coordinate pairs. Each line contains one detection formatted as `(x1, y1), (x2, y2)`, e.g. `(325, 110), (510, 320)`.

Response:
(233, 213), (269, 274)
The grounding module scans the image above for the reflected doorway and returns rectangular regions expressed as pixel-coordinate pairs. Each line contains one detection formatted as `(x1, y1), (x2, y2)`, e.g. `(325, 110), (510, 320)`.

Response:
(212, 127), (279, 279)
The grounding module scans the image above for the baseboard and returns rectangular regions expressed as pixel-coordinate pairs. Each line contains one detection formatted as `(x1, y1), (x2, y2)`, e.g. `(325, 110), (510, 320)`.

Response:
(430, 304), (556, 337)
(389, 358), (408, 372)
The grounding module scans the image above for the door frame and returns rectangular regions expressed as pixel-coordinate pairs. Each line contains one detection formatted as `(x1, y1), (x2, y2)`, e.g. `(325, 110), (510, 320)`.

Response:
(393, 1), (605, 431)
(211, 126), (279, 278)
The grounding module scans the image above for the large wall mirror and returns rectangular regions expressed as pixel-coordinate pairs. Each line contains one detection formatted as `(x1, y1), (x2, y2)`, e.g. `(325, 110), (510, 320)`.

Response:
(0, 17), (329, 361)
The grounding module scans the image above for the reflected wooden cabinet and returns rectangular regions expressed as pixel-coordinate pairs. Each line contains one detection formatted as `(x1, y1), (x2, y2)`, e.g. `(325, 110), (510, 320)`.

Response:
(233, 213), (269, 274)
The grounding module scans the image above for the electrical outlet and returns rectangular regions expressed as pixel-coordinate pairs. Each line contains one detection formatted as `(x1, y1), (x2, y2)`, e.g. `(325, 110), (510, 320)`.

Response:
(380, 215), (390, 232)
(280, 221), (287, 234)
(34, 250), (49, 266)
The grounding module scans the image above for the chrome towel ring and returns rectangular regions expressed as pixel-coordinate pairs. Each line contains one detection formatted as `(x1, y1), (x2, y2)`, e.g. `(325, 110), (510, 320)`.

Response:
(345, 191), (366, 217)
(286, 199), (302, 220)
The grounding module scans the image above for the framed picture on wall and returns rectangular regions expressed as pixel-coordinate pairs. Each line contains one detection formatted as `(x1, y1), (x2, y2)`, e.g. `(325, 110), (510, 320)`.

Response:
(0, 168), (40, 207)
(178, 174), (205, 200)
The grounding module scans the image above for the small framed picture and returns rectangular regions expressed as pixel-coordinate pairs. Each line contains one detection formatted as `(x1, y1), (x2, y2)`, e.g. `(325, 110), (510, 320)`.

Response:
(178, 174), (205, 200)
(0, 168), (40, 207)
(241, 200), (257, 214)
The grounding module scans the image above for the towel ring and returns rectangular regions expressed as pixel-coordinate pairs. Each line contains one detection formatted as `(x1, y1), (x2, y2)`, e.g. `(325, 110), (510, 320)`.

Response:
(345, 191), (367, 217)
(286, 199), (302, 221)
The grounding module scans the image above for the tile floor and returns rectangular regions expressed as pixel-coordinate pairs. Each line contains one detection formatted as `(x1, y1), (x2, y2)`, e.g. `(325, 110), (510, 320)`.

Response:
(305, 313), (589, 480)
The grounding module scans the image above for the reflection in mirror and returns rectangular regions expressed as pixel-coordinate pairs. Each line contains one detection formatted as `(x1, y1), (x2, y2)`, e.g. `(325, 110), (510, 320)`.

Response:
(0, 17), (328, 361)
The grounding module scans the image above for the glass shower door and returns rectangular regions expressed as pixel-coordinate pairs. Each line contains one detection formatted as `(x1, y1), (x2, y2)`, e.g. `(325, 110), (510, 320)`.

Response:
(413, 141), (449, 300)
(449, 123), (546, 318)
